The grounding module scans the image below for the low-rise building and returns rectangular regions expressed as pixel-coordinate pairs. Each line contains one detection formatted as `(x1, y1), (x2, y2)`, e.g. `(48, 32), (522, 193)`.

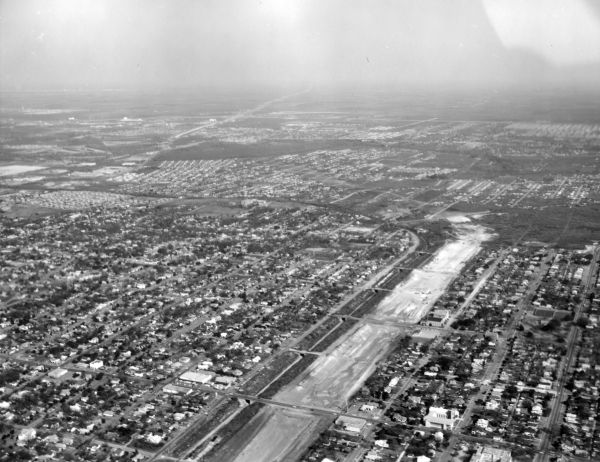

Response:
(335, 415), (367, 434)
(471, 446), (512, 462)
(48, 368), (69, 379)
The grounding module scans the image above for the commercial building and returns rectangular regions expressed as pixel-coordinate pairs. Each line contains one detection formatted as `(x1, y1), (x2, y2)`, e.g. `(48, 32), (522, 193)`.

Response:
(471, 446), (512, 462)
(424, 406), (460, 430)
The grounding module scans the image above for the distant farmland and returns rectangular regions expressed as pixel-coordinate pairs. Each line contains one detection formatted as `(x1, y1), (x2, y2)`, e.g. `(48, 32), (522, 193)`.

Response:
(154, 139), (375, 161)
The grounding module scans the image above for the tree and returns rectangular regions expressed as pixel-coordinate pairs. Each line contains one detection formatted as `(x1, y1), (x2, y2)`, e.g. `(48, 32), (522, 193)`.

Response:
(0, 368), (20, 386)
(541, 318), (560, 331)
(437, 355), (454, 371)
(504, 384), (518, 399)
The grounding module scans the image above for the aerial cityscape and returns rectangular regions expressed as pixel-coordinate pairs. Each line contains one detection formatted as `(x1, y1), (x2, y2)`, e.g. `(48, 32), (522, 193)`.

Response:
(1, 1), (600, 462)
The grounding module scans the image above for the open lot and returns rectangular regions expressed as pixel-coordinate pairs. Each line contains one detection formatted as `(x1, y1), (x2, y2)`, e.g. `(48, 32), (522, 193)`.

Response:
(374, 224), (491, 322)
(275, 322), (403, 409)
(0, 164), (47, 176)
(230, 407), (323, 462)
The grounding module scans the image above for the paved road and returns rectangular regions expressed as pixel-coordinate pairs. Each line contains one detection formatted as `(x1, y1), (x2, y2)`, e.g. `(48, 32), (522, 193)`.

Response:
(535, 246), (599, 462)
(172, 87), (312, 140)
(438, 251), (553, 462)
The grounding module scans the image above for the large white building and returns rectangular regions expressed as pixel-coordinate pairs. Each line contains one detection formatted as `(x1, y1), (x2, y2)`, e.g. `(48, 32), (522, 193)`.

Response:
(179, 370), (214, 385)
(424, 406), (460, 430)
(424, 309), (451, 327)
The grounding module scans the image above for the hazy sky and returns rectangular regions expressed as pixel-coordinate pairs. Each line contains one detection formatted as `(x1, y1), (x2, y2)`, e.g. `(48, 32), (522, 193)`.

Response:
(1, 0), (599, 91)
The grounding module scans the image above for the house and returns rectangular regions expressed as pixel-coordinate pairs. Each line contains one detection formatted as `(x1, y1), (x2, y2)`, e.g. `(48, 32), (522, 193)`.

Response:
(565, 413), (578, 424)
(365, 450), (383, 460)
(17, 428), (36, 443)
(393, 414), (407, 423)
(162, 383), (193, 395)
(360, 402), (378, 413)
(197, 360), (213, 370)
(486, 400), (500, 411)
(476, 418), (490, 430)
(424, 406), (460, 430)
(214, 375), (236, 387)
(89, 360), (104, 370)
(48, 368), (68, 379)
(145, 433), (162, 445)
(408, 395), (422, 404)
(44, 435), (59, 444)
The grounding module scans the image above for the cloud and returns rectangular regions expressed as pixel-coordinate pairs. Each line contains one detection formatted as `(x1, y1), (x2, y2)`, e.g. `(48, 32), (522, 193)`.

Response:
(1, 0), (598, 90)
(483, 0), (600, 66)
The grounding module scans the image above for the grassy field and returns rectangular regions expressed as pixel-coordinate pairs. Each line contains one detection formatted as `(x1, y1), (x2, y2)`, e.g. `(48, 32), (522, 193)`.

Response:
(238, 351), (299, 396)
(295, 317), (341, 351)
(165, 398), (240, 458)
(154, 139), (373, 161)
(202, 402), (265, 462)
(259, 355), (318, 399)
(480, 204), (600, 248)
(311, 318), (359, 353)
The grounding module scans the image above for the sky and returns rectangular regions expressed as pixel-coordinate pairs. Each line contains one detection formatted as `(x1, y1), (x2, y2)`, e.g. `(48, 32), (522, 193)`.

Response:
(1, 0), (599, 91)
